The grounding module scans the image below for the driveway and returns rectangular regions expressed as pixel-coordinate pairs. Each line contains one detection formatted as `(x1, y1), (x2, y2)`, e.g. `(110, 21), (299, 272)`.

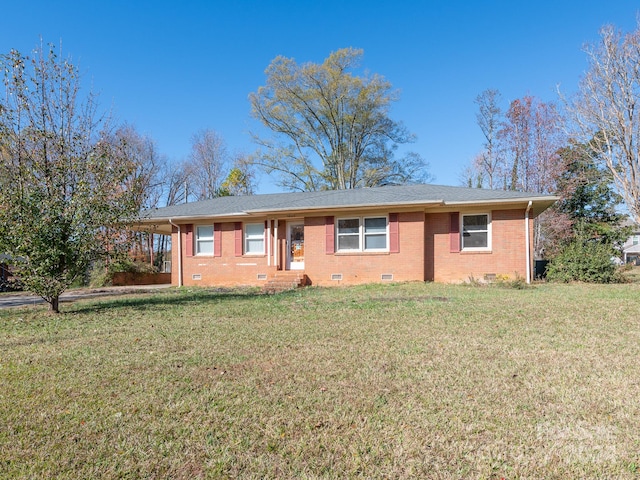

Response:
(0, 284), (171, 309)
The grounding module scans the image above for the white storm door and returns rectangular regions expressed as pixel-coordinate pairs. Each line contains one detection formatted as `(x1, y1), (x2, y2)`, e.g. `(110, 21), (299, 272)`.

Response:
(287, 222), (304, 270)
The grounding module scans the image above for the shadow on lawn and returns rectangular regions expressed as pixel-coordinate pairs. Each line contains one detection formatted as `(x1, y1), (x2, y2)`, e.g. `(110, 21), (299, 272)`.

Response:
(68, 287), (271, 315)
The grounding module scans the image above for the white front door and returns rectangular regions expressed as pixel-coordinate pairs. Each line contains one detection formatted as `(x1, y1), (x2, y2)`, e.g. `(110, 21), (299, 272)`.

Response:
(287, 222), (304, 270)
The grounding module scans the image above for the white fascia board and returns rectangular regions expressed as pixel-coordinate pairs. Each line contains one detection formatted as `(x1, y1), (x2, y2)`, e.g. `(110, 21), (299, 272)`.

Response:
(138, 212), (250, 223)
(444, 196), (560, 206)
(246, 200), (445, 215)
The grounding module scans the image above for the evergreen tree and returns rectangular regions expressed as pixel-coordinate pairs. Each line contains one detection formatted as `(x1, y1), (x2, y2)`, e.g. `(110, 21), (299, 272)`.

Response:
(554, 141), (629, 246)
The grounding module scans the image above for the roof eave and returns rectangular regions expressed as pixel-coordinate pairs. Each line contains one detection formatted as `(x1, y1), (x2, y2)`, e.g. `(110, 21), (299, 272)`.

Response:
(134, 195), (559, 229)
(444, 195), (560, 206)
(245, 199), (446, 215)
(137, 212), (251, 224)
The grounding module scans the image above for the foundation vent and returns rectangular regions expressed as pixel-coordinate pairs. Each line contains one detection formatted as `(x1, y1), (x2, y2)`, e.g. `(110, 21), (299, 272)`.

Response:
(331, 273), (343, 281)
(257, 273), (267, 280)
(381, 274), (394, 281)
(192, 274), (202, 280)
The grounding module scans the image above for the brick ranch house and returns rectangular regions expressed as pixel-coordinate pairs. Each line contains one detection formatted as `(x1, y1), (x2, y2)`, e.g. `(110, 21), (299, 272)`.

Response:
(136, 184), (557, 288)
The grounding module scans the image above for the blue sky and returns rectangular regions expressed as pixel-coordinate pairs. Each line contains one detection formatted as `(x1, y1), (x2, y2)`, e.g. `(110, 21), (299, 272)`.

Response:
(1, 1), (638, 193)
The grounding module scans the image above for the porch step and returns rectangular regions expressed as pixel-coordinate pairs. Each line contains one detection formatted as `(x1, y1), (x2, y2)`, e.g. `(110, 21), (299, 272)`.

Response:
(262, 272), (310, 294)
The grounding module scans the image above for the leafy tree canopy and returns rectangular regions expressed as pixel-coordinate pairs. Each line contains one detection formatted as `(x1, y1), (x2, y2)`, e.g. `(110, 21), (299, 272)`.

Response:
(0, 44), (143, 312)
(250, 48), (430, 191)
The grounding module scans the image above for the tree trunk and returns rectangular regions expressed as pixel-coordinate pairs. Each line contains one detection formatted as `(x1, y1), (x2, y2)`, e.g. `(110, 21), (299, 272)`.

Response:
(49, 296), (60, 314)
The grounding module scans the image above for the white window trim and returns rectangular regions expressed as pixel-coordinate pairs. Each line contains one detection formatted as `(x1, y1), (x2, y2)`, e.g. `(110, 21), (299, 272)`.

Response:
(336, 215), (389, 252)
(244, 222), (265, 255)
(461, 213), (491, 251)
(195, 225), (214, 256)
(336, 217), (361, 252)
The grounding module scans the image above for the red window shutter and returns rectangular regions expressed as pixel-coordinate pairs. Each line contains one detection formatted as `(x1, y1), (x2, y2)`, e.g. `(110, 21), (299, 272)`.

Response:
(325, 216), (335, 254)
(389, 213), (399, 253)
(185, 224), (194, 257)
(214, 223), (222, 257)
(450, 213), (460, 253)
(234, 222), (243, 256)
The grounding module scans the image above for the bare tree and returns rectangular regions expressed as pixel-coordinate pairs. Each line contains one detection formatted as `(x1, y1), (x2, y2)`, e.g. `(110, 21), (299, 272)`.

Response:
(103, 125), (166, 265)
(219, 153), (256, 196)
(162, 160), (190, 206)
(464, 91), (566, 257)
(475, 89), (503, 189)
(500, 96), (566, 257)
(466, 92), (564, 196)
(500, 96), (565, 194)
(185, 129), (230, 200)
(106, 124), (165, 210)
(566, 23), (640, 223)
(460, 153), (486, 188)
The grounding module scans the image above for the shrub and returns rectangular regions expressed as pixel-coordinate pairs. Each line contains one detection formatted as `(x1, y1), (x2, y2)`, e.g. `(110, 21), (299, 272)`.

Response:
(89, 259), (158, 287)
(497, 274), (528, 289)
(546, 239), (623, 283)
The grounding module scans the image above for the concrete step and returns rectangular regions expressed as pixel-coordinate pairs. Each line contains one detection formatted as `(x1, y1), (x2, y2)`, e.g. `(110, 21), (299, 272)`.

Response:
(262, 272), (309, 293)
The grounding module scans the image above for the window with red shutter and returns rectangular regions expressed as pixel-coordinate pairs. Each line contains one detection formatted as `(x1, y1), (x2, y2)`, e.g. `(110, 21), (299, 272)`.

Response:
(234, 222), (243, 256)
(214, 223), (222, 257)
(449, 213), (460, 253)
(389, 213), (399, 253)
(185, 224), (194, 257)
(325, 216), (335, 254)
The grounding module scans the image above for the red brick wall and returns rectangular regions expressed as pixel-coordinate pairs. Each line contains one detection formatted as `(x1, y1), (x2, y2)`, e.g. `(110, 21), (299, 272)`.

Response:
(169, 208), (533, 287)
(303, 212), (425, 286)
(172, 221), (278, 287)
(112, 272), (171, 286)
(426, 209), (531, 282)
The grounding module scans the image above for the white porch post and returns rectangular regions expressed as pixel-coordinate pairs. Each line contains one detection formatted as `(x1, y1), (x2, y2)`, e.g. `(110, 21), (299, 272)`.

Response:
(267, 218), (271, 266)
(169, 219), (182, 287)
(274, 219), (279, 268)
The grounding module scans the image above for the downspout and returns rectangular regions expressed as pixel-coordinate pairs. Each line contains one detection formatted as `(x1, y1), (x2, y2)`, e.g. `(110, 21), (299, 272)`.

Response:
(169, 219), (183, 287)
(525, 201), (532, 284)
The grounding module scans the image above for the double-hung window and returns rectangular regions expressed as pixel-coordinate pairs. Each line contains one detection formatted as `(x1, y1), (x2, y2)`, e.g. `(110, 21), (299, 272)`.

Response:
(461, 214), (490, 250)
(337, 218), (360, 250)
(244, 223), (265, 255)
(195, 226), (214, 255)
(364, 217), (387, 249)
(336, 216), (388, 252)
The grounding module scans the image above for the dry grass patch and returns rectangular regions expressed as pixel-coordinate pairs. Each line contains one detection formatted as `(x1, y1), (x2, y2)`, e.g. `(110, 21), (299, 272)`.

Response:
(1, 283), (640, 478)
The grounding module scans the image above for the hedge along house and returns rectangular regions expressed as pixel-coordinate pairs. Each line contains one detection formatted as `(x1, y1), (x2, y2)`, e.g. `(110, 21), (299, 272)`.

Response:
(136, 184), (557, 288)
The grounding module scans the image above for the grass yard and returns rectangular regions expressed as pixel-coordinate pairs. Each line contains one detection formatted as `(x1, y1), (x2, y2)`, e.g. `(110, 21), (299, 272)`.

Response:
(1, 281), (640, 479)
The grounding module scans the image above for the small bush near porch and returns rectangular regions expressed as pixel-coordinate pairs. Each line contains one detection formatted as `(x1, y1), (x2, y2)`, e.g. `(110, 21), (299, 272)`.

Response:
(1, 280), (639, 478)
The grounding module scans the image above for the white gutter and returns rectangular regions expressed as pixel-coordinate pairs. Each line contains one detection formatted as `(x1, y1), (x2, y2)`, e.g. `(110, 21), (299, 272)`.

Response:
(446, 196), (560, 206)
(525, 201), (532, 284)
(169, 219), (183, 287)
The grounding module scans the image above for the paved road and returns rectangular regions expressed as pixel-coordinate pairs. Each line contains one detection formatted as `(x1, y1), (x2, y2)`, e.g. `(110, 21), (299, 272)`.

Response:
(0, 284), (171, 309)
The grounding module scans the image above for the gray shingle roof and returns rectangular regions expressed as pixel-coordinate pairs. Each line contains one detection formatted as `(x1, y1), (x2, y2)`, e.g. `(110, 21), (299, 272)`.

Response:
(139, 183), (557, 224)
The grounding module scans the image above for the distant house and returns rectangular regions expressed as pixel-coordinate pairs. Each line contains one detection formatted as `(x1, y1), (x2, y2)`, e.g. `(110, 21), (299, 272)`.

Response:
(136, 184), (557, 288)
(622, 224), (640, 265)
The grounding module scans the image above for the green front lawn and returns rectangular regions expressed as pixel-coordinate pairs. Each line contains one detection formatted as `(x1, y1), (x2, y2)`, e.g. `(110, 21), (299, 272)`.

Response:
(1, 282), (639, 478)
